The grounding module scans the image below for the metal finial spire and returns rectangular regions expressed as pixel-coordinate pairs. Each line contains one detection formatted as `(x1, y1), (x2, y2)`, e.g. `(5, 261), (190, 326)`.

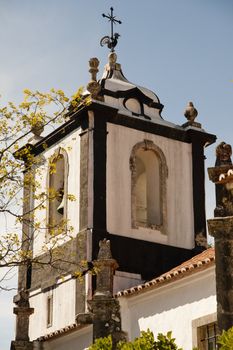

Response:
(100, 7), (122, 52)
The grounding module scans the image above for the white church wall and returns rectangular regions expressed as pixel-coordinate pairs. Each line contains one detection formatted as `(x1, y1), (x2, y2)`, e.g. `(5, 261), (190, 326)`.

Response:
(106, 123), (194, 249)
(119, 267), (216, 350)
(113, 271), (144, 295)
(32, 128), (81, 257)
(29, 276), (76, 340)
(42, 325), (93, 350)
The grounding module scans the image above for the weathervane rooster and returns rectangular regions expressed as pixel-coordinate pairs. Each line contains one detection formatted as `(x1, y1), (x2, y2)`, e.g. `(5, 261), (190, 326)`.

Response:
(100, 7), (122, 52)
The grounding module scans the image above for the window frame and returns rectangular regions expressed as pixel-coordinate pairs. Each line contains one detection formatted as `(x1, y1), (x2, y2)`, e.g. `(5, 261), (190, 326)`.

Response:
(192, 313), (218, 350)
(46, 292), (53, 328)
(198, 323), (218, 350)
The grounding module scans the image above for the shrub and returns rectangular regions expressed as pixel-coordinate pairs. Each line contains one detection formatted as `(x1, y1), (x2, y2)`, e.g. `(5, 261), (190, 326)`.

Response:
(218, 326), (233, 350)
(88, 330), (183, 350)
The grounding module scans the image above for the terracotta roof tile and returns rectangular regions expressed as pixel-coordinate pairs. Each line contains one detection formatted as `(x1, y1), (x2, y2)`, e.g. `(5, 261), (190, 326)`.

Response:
(116, 247), (215, 297)
(37, 323), (87, 341)
(37, 248), (215, 342)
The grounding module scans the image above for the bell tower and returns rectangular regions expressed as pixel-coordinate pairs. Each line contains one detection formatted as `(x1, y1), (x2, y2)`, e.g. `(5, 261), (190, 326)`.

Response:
(13, 11), (216, 344)
(88, 51), (216, 280)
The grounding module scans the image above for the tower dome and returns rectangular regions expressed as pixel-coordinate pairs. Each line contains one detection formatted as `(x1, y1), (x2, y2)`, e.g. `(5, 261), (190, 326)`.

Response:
(99, 52), (164, 122)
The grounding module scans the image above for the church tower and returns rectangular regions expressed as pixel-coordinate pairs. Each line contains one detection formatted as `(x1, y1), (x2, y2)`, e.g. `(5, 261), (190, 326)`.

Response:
(12, 12), (216, 345)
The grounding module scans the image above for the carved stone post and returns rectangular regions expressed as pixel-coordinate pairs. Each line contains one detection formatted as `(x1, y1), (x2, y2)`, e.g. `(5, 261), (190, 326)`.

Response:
(207, 142), (233, 332)
(76, 239), (127, 349)
(86, 57), (102, 100)
(10, 290), (34, 350)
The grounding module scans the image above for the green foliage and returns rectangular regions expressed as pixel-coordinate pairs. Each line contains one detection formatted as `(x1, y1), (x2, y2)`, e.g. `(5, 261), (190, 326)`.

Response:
(0, 87), (89, 290)
(88, 335), (112, 350)
(119, 330), (155, 350)
(218, 326), (233, 350)
(88, 330), (182, 350)
(88, 326), (233, 350)
(154, 331), (182, 350)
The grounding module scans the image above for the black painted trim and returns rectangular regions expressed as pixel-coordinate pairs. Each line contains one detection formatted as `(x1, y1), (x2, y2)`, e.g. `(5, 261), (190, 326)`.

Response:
(123, 97), (151, 120)
(15, 101), (216, 281)
(16, 103), (216, 159)
(15, 108), (88, 159)
(101, 86), (164, 111)
(92, 229), (195, 280)
(92, 115), (108, 259)
(89, 102), (216, 146)
(88, 105), (216, 277)
(188, 129), (215, 245)
(93, 117), (107, 230)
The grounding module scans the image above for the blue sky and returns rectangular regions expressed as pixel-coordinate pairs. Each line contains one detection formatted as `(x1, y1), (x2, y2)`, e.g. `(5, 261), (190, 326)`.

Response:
(0, 0), (232, 349)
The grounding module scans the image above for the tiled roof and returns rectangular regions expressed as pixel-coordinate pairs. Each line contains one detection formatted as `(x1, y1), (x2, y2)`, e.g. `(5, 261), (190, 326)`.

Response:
(37, 248), (215, 342)
(37, 323), (87, 341)
(116, 247), (215, 297)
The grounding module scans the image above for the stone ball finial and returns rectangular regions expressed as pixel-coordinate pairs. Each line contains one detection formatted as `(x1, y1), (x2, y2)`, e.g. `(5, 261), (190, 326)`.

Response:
(184, 101), (198, 123)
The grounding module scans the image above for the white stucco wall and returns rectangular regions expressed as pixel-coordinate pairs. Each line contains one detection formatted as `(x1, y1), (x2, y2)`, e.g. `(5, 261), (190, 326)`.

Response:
(113, 271), (143, 295)
(32, 267), (217, 350)
(32, 128), (81, 256)
(29, 276), (76, 340)
(107, 123), (194, 248)
(119, 267), (216, 350)
(42, 325), (93, 350)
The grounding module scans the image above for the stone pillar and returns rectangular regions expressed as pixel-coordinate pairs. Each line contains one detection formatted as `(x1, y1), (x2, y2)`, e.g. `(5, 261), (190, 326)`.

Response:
(93, 238), (118, 298)
(208, 218), (233, 332)
(207, 142), (233, 333)
(10, 290), (34, 350)
(76, 239), (127, 349)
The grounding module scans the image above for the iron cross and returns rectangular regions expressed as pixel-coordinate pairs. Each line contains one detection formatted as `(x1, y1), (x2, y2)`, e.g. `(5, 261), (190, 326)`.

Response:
(102, 7), (122, 42)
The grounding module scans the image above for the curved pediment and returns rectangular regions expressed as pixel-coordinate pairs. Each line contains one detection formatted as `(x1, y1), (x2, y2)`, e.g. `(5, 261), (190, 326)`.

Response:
(99, 57), (164, 121)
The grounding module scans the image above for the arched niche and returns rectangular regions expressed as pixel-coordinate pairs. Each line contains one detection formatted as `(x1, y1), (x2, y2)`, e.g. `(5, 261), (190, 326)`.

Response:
(129, 140), (168, 233)
(47, 147), (69, 236)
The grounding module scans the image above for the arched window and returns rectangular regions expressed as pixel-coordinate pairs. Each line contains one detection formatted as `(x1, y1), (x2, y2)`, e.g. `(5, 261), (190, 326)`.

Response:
(130, 140), (168, 232)
(47, 148), (69, 235)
